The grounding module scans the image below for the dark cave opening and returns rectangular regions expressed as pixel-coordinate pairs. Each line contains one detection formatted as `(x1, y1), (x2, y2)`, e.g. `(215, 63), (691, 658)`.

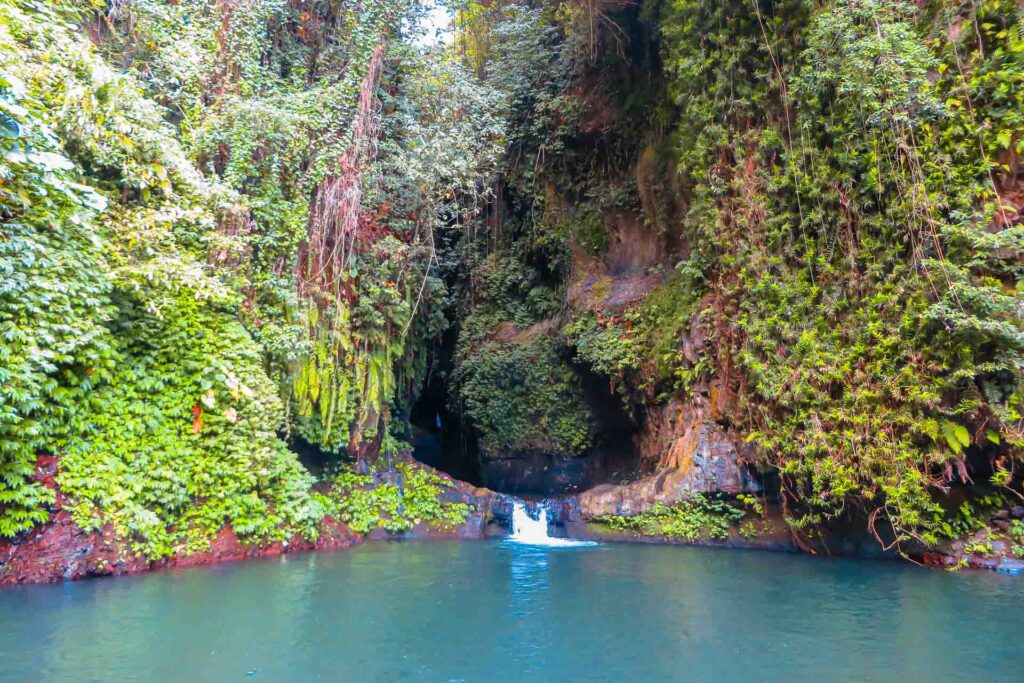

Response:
(407, 331), (647, 497)
(289, 433), (348, 479)
(408, 324), (485, 488)
(570, 360), (648, 483)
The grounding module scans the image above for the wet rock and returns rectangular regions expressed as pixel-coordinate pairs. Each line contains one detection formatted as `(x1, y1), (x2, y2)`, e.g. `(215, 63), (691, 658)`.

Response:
(535, 396), (761, 521)
(918, 551), (958, 568)
(970, 556), (1000, 571)
(478, 449), (627, 496)
(0, 509), (150, 585)
(485, 494), (516, 531)
(568, 273), (665, 312)
(996, 559), (1024, 576)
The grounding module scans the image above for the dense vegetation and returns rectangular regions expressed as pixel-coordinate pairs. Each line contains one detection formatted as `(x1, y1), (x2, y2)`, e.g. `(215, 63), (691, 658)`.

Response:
(657, 0), (1024, 550)
(452, 0), (1024, 553)
(2, 0), (1022, 562)
(0, 0), (489, 556)
(596, 494), (763, 542)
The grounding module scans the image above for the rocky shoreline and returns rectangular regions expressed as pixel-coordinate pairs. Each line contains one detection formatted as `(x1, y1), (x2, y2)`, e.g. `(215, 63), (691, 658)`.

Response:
(0, 457), (510, 586)
(6, 504), (1022, 586)
(3, 454), (1021, 586)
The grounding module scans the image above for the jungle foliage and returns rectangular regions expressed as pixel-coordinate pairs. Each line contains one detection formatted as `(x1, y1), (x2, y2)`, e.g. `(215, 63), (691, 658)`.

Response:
(596, 493), (762, 541)
(323, 460), (472, 534)
(2, 0), (1023, 559)
(654, 0), (1024, 547)
(450, 0), (1024, 551)
(0, 0), (499, 555)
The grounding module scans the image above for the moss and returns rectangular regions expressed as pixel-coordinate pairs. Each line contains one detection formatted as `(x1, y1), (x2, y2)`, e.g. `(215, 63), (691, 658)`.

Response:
(449, 243), (596, 457)
(565, 263), (707, 400)
(564, 310), (639, 380)
(554, 204), (609, 256)
(454, 335), (596, 457)
(628, 265), (705, 393)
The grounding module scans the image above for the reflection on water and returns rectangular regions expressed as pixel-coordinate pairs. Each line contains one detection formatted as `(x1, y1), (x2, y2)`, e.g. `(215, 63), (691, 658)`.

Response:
(509, 543), (549, 609)
(1, 541), (1021, 682)
(506, 545), (550, 674)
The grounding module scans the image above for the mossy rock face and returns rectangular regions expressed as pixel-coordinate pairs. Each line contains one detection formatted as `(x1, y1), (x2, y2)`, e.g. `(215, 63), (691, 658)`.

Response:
(448, 243), (603, 491)
(453, 333), (597, 460)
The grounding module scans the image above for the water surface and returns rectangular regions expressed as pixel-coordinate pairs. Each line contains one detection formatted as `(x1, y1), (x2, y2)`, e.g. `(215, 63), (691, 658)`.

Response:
(1, 541), (1020, 682)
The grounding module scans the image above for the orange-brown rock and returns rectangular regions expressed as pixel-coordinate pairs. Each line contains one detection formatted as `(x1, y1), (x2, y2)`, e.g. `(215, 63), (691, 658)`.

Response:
(577, 400), (758, 517)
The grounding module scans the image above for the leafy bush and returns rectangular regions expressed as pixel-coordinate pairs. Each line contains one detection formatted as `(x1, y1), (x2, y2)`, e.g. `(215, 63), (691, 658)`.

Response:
(454, 335), (596, 457)
(595, 494), (755, 541)
(0, 0), (321, 553)
(564, 310), (639, 381)
(324, 461), (472, 534)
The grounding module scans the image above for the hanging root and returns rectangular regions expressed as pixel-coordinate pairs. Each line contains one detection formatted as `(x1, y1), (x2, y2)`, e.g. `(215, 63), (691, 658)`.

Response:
(299, 40), (387, 300)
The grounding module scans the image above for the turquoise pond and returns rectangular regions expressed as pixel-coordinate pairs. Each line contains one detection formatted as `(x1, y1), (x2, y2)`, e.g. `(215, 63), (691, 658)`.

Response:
(1, 540), (1021, 682)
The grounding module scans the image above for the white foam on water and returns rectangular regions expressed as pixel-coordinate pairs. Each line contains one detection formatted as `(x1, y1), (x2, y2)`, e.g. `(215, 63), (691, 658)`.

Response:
(508, 501), (597, 547)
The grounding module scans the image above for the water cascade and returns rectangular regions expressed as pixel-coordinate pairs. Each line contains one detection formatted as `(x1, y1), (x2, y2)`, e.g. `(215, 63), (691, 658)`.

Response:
(508, 501), (597, 547)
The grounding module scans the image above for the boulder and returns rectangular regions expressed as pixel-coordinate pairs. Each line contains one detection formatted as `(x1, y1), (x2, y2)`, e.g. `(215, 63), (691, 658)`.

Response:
(575, 411), (758, 518)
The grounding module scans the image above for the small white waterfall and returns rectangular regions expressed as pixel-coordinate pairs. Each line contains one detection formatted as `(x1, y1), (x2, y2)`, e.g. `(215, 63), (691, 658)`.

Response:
(510, 501), (552, 543)
(508, 501), (597, 547)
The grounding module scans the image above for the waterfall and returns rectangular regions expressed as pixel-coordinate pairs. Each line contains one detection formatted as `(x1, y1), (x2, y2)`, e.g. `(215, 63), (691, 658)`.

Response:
(508, 501), (597, 547)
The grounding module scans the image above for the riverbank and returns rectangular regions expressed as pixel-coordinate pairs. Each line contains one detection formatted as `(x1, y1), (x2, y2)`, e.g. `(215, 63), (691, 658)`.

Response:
(4, 455), (1022, 585)
(7, 506), (1023, 585)
(0, 456), (509, 586)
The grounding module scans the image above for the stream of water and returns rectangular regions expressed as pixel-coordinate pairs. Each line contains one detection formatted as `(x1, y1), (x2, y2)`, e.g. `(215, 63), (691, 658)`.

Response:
(508, 500), (596, 547)
(1, 539), (1021, 682)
